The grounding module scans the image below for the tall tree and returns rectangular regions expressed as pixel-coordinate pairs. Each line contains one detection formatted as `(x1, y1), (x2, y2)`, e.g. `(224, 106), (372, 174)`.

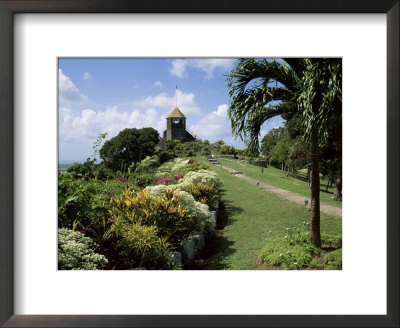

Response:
(99, 128), (159, 171)
(298, 60), (342, 242)
(227, 58), (341, 247)
(261, 127), (285, 160)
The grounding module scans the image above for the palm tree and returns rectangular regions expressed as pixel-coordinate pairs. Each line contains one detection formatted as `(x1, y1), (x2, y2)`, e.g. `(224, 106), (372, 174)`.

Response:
(227, 58), (341, 247)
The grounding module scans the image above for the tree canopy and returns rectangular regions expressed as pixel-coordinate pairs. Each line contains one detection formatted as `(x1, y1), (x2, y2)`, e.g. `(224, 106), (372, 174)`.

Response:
(261, 127), (285, 158)
(99, 127), (160, 171)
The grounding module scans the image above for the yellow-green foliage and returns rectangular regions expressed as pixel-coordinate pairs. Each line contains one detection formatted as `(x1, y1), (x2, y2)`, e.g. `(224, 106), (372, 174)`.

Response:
(110, 189), (198, 247)
(144, 185), (212, 224)
(186, 183), (219, 207)
(112, 221), (172, 269)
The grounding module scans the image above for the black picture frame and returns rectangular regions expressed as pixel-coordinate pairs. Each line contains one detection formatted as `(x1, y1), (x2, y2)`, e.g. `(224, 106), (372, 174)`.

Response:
(0, 1), (398, 327)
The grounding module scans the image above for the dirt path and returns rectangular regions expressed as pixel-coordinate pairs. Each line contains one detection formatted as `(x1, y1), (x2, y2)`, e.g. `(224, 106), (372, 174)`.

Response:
(217, 164), (342, 218)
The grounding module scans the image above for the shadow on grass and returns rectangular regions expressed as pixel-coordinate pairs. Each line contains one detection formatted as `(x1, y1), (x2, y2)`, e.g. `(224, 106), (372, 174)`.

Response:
(291, 172), (308, 182)
(289, 172), (336, 194)
(216, 197), (243, 229)
(192, 200), (243, 270)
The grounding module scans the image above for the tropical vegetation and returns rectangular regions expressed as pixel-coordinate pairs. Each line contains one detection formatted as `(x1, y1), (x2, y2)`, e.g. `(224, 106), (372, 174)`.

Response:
(227, 58), (342, 246)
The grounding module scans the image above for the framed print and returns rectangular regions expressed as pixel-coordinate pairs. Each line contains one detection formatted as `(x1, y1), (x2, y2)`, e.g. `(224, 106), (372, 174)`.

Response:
(0, 0), (398, 327)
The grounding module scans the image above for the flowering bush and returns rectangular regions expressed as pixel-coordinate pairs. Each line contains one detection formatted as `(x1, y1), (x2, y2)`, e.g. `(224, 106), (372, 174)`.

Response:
(153, 177), (173, 184)
(178, 169), (222, 190)
(118, 177), (127, 183)
(58, 228), (108, 270)
(155, 158), (206, 177)
(174, 174), (184, 180)
(170, 158), (191, 172)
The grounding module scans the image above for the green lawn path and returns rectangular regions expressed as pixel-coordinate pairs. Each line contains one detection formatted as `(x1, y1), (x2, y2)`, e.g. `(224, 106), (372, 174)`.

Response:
(194, 157), (342, 270)
(218, 158), (342, 208)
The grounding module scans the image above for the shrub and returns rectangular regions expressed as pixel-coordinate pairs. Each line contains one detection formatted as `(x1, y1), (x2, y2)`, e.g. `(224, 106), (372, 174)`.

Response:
(131, 173), (154, 188)
(110, 189), (200, 248)
(58, 175), (104, 229)
(186, 183), (220, 208)
(66, 159), (95, 179)
(94, 164), (115, 181)
(153, 177), (173, 184)
(134, 155), (161, 174)
(174, 174), (184, 180)
(58, 175), (131, 247)
(323, 248), (342, 269)
(258, 236), (321, 270)
(321, 233), (342, 248)
(170, 158), (191, 172)
(144, 185), (212, 225)
(178, 169), (222, 189)
(158, 151), (175, 164)
(111, 222), (173, 269)
(58, 228), (108, 270)
(258, 223), (342, 270)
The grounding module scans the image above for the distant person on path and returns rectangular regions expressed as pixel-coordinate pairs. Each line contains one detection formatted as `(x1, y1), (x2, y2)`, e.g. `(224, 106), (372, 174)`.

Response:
(261, 167), (264, 173)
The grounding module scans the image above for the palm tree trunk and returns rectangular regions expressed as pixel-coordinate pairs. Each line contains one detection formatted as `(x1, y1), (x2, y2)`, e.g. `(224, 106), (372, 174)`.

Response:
(310, 128), (321, 247)
(307, 166), (311, 187)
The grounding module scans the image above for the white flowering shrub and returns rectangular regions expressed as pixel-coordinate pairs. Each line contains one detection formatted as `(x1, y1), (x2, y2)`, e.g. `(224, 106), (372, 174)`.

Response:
(170, 158), (191, 172)
(58, 228), (108, 270)
(173, 190), (211, 223)
(144, 184), (170, 196)
(155, 158), (203, 177)
(156, 158), (177, 176)
(178, 169), (222, 190)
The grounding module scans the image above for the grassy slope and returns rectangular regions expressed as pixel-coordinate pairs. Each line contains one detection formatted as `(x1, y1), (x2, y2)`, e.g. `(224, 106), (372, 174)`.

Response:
(218, 158), (342, 208)
(194, 157), (342, 270)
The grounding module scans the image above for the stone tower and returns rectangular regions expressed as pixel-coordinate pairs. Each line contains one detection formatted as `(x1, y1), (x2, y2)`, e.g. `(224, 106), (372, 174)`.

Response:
(163, 107), (196, 142)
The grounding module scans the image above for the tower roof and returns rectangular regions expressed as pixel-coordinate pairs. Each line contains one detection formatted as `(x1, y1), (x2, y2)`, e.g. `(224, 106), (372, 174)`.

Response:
(167, 107), (186, 119)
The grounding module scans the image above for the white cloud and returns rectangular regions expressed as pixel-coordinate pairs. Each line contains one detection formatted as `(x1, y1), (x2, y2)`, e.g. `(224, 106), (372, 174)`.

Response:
(170, 59), (188, 78)
(170, 59), (235, 78)
(59, 69), (87, 103)
(135, 90), (201, 115)
(189, 104), (232, 141)
(83, 72), (92, 80)
(59, 106), (165, 143)
(153, 81), (163, 87)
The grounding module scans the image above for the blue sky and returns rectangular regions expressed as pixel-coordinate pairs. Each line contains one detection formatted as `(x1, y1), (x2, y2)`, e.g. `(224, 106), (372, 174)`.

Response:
(58, 58), (284, 163)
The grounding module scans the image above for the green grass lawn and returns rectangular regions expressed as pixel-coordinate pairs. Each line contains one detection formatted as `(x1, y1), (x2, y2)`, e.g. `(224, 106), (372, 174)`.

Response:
(217, 158), (342, 208)
(193, 157), (342, 270)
